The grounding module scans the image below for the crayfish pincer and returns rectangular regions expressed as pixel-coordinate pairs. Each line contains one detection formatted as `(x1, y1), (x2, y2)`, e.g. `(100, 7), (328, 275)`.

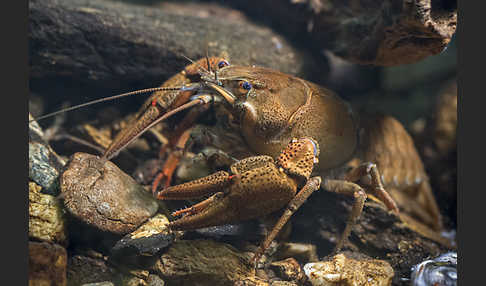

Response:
(155, 137), (398, 265)
(34, 55), (446, 263)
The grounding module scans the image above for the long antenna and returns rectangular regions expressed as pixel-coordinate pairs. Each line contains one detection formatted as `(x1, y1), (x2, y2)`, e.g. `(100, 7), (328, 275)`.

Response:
(30, 86), (184, 123)
(103, 95), (211, 161)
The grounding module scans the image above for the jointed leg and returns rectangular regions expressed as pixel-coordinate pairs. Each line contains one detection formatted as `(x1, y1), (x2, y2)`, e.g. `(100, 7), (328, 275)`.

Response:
(252, 176), (322, 265)
(321, 179), (367, 253)
(345, 162), (399, 213)
(152, 128), (192, 194)
(152, 102), (211, 193)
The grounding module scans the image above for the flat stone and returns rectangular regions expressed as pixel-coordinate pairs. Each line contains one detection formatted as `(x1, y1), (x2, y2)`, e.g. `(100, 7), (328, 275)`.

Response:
(60, 152), (158, 234)
(111, 214), (174, 257)
(154, 239), (254, 286)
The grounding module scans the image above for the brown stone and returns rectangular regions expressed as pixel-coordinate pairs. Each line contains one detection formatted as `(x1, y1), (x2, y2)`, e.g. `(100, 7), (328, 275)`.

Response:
(66, 255), (116, 286)
(29, 241), (67, 286)
(29, 181), (68, 246)
(29, 0), (327, 95)
(60, 152), (158, 234)
(154, 240), (254, 286)
(227, 0), (456, 66)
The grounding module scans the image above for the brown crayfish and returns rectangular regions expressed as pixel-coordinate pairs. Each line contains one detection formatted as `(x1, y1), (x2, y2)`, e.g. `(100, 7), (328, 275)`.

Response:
(33, 55), (448, 263)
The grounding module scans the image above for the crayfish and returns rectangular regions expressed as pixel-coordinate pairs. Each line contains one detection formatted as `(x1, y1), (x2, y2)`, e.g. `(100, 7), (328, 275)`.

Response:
(33, 55), (448, 264)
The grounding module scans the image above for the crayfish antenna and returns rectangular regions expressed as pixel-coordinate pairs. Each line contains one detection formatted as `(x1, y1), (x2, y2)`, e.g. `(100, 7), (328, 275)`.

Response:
(29, 87), (184, 123)
(102, 94), (214, 161)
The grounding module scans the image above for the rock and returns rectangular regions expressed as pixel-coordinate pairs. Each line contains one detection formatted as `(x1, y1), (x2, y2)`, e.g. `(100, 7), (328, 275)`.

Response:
(111, 214), (174, 258)
(269, 258), (307, 285)
(187, 221), (263, 242)
(119, 275), (147, 286)
(382, 37), (456, 92)
(67, 255), (116, 286)
(154, 239), (254, 286)
(29, 0), (327, 96)
(269, 282), (299, 286)
(274, 242), (319, 263)
(29, 181), (68, 246)
(227, 0), (456, 66)
(410, 252), (457, 286)
(81, 282), (114, 286)
(29, 113), (66, 196)
(146, 275), (165, 286)
(234, 279), (299, 286)
(234, 276), (271, 286)
(29, 241), (67, 286)
(303, 253), (394, 286)
(291, 189), (451, 285)
(60, 152), (158, 234)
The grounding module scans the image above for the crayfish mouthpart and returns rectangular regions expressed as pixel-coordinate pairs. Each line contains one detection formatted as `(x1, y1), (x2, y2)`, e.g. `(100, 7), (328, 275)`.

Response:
(206, 82), (236, 105)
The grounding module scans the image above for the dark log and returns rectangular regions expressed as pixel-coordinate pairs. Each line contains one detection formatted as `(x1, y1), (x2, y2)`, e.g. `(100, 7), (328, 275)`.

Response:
(29, 0), (328, 94)
(226, 0), (457, 66)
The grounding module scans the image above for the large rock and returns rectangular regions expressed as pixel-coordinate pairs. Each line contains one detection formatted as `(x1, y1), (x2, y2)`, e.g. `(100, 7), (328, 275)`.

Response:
(60, 152), (158, 234)
(227, 0), (456, 66)
(29, 0), (328, 95)
(154, 239), (254, 286)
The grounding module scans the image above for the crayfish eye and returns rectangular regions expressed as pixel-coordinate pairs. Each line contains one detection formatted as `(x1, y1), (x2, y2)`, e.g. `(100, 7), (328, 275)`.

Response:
(218, 60), (230, 69)
(240, 81), (252, 90)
